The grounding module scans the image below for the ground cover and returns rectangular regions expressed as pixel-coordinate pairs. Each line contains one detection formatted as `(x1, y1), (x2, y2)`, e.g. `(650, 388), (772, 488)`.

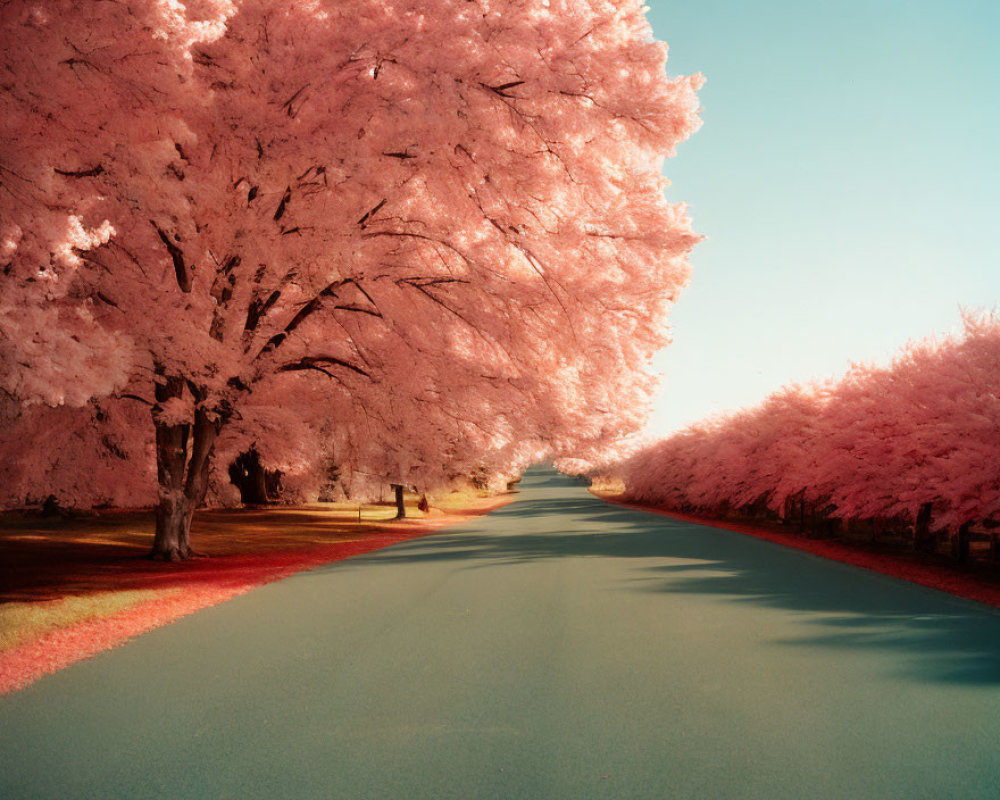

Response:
(593, 490), (1000, 609)
(0, 490), (509, 695)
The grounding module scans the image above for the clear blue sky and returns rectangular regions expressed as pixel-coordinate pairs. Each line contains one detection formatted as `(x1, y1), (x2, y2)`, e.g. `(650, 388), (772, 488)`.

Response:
(645, 0), (1000, 433)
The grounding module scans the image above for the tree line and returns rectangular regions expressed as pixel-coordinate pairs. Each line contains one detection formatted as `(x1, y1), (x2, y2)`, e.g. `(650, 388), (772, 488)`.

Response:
(617, 313), (1000, 562)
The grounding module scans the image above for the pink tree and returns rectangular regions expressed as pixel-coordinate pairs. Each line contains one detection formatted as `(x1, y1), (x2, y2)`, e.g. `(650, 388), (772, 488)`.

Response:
(620, 311), (1000, 556)
(1, 0), (702, 558)
(815, 313), (1000, 546)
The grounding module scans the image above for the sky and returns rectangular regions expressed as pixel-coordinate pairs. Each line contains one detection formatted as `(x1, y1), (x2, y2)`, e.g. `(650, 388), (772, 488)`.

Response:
(643, 0), (1000, 434)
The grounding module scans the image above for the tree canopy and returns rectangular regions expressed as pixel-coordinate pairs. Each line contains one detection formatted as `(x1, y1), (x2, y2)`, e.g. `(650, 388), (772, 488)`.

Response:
(1, 0), (702, 558)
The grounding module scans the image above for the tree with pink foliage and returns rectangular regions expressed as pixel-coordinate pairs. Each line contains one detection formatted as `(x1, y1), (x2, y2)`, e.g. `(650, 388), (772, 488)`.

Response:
(0, 396), (155, 510)
(1, 0), (702, 558)
(620, 312), (1000, 556)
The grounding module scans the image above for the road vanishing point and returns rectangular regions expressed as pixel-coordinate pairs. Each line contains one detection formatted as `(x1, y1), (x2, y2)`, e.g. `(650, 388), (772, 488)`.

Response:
(3, 469), (1000, 798)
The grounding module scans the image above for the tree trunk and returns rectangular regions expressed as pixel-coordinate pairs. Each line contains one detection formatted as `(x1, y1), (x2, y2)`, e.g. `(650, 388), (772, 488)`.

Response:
(950, 522), (971, 563)
(984, 520), (1000, 565)
(229, 449), (269, 505)
(914, 502), (935, 553)
(391, 483), (405, 519)
(150, 376), (222, 561)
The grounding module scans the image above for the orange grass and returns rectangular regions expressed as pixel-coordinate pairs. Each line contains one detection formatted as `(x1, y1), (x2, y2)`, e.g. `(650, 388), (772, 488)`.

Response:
(0, 490), (509, 695)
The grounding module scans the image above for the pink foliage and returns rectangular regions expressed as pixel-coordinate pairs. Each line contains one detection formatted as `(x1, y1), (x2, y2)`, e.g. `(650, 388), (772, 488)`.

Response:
(621, 312), (1000, 532)
(0, 398), (156, 508)
(0, 0), (702, 513)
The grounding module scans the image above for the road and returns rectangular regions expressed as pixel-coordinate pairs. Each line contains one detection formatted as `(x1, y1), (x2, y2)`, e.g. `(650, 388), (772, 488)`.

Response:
(3, 469), (1000, 799)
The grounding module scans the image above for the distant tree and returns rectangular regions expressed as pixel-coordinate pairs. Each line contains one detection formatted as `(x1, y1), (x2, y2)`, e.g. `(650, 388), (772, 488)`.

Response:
(1, 0), (702, 558)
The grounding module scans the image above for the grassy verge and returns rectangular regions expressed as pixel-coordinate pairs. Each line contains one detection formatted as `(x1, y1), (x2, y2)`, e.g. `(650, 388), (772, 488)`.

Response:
(0, 489), (510, 695)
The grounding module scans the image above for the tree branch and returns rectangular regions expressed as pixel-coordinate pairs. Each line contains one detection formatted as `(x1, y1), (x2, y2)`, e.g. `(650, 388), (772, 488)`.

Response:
(357, 198), (387, 228)
(282, 83), (310, 118)
(277, 355), (370, 378)
(244, 289), (282, 335)
(54, 164), (104, 178)
(273, 187), (291, 221)
(333, 304), (382, 317)
(482, 80), (525, 98)
(253, 278), (350, 358)
(150, 221), (191, 292)
(120, 393), (154, 406)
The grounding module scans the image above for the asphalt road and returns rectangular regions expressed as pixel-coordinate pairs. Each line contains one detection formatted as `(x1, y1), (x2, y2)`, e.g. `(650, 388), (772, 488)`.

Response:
(3, 469), (1000, 799)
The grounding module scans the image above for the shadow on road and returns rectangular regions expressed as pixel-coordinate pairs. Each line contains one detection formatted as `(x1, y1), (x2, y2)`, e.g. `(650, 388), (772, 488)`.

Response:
(304, 470), (1000, 688)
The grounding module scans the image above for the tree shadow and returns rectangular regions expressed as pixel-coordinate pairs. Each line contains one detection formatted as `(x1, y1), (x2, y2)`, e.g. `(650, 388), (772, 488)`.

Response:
(307, 469), (1000, 687)
(0, 506), (409, 602)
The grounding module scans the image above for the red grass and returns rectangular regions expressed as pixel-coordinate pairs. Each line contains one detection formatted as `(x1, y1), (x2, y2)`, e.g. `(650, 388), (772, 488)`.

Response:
(0, 506), (505, 696)
(596, 493), (1000, 609)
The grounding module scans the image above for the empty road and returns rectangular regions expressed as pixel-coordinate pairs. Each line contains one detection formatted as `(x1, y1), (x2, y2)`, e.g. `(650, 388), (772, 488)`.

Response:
(3, 469), (1000, 798)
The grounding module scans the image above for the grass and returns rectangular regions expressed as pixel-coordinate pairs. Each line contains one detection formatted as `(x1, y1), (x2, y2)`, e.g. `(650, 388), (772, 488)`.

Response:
(0, 488), (509, 694)
(0, 589), (173, 652)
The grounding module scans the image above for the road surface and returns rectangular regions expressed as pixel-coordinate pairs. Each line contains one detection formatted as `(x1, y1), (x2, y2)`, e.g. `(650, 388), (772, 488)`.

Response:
(3, 469), (1000, 798)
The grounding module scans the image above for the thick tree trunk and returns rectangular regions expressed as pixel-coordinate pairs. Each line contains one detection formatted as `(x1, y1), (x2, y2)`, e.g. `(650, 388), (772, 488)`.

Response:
(228, 449), (283, 505)
(151, 375), (189, 561)
(913, 502), (935, 553)
(150, 376), (222, 561)
(391, 483), (405, 519)
(229, 449), (270, 505)
(153, 488), (192, 561)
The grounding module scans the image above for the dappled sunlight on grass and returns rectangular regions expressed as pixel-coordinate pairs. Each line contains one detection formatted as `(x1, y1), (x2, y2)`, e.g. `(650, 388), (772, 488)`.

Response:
(0, 489), (511, 694)
(0, 490), (503, 561)
(0, 589), (176, 652)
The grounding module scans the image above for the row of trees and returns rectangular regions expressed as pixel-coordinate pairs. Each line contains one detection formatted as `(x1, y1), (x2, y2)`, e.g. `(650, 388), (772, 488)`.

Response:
(0, 0), (703, 558)
(617, 312), (1000, 559)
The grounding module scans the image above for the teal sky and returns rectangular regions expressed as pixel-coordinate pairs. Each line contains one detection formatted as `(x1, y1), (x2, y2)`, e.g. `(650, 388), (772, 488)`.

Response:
(645, 0), (1000, 433)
